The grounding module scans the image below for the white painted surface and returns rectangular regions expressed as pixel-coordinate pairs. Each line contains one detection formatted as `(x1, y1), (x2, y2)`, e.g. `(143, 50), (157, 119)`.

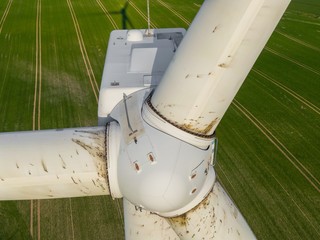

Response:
(150, 0), (291, 136)
(0, 127), (109, 200)
(110, 89), (216, 216)
(98, 29), (185, 126)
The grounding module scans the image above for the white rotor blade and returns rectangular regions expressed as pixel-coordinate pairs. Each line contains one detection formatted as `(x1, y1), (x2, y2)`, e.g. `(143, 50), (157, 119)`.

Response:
(123, 198), (179, 240)
(150, 0), (290, 136)
(0, 127), (109, 200)
(167, 181), (256, 239)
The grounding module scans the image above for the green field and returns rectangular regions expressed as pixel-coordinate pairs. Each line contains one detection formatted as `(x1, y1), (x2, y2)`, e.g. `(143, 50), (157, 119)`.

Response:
(0, 0), (319, 239)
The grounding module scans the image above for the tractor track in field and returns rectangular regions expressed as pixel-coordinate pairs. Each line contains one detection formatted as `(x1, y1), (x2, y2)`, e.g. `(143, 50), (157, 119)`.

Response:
(283, 17), (320, 26)
(275, 30), (320, 53)
(253, 69), (320, 115)
(232, 100), (320, 193)
(69, 199), (75, 240)
(265, 47), (320, 76)
(0, 0), (13, 34)
(33, 0), (42, 131)
(219, 148), (320, 237)
(157, 0), (191, 26)
(95, 0), (119, 29)
(31, 0), (42, 237)
(66, 0), (99, 102)
(128, 1), (157, 29)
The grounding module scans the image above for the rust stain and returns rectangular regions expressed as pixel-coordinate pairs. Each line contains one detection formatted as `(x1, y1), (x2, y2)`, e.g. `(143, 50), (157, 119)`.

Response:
(182, 117), (219, 135)
(134, 162), (140, 172)
(190, 173), (197, 179)
(169, 213), (188, 226)
(148, 153), (154, 162)
(200, 117), (220, 135)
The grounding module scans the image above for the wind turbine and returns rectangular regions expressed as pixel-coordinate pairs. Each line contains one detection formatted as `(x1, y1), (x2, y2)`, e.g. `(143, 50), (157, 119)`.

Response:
(0, 0), (291, 239)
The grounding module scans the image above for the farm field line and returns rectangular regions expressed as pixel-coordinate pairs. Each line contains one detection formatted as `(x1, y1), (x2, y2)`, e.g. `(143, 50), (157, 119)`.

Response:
(30, 200), (33, 237)
(31, 0), (42, 237)
(69, 199), (75, 240)
(216, 164), (237, 192)
(0, 0), (13, 34)
(128, 1), (157, 29)
(256, 146), (320, 237)
(218, 129), (320, 237)
(115, 199), (123, 223)
(252, 69), (320, 115)
(275, 30), (320, 53)
(33, 0), (42, 131)
(30, 0), (42, 239)
(157, 0), (191, 26)
(232, 100), (320, 193)
(95, 0), (119, 29)
(269, 169), (320, 237)
(66, 0), (99, 102)
(283, 17), (320, 26)
(265, 47), (320, 76)
(37, 200), (41, 240)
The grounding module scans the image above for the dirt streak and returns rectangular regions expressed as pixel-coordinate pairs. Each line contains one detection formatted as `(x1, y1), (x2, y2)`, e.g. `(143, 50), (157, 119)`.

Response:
(66, 0), (99, 102)
(157, 0), (190, 25)
(0, 0), (13, 34)
(95, 0), (118, 29)
(253, 69), (320, 115)
(275, 30), (320, 53)
(265, 47), (320, 76)
(232, 100), (320, 193)
(129, 1), (157, 29)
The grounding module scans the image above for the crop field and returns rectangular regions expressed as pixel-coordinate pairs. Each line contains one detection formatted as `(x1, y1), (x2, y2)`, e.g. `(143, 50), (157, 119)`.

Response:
(0, 0), (319, 239)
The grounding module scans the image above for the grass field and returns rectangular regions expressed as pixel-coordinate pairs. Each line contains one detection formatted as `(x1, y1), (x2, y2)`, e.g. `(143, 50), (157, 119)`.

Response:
(0, 0), (319, 239)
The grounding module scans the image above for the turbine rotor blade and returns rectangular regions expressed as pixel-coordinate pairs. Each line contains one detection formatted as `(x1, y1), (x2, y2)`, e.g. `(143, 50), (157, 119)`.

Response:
(167, 181), (256, 239)
(149, 0), (291, 137)
(0, 127), (109, 200)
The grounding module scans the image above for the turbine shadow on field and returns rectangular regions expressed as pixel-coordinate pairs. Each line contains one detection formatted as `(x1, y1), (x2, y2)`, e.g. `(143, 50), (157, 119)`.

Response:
(110, 1), (134, 29)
